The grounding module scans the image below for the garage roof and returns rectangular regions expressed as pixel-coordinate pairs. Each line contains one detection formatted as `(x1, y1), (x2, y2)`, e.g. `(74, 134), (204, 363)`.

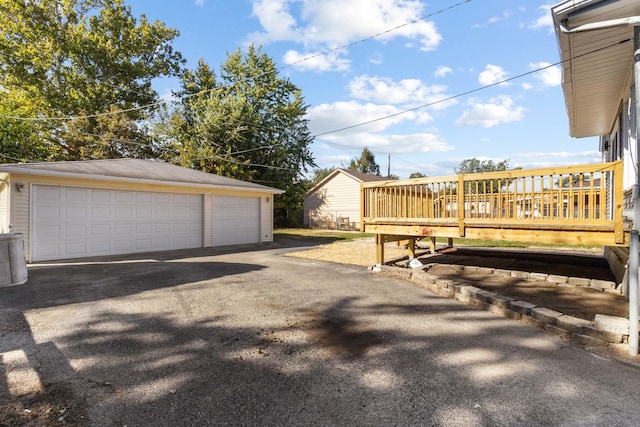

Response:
(552, 0), (640, 138)
(0, 158), (284, 194)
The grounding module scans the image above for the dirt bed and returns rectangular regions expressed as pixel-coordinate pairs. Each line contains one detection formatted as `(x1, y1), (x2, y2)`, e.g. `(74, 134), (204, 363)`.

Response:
(288, 240), (628, 322)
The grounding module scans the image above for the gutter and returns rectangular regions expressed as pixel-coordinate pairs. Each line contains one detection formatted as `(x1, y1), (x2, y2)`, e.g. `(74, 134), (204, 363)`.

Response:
(0, 168), (284, 195)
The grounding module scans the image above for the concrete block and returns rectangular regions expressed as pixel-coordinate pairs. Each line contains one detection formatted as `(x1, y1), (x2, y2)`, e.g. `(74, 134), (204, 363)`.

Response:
(568, 277), (591, 287)
(593, 314), (630, 335)
(590, 279), (616, 292)
(485, 294), (514, 308)
(547, 274), (568, 284)
(509, 300), (537, 315)
(531, 307), (563, 324)
(511, 270), (529, 279)
(555, 315), (590, 333)
(529, 272), (549, 281)
(583, 325), (623, 344)
(475, 290), (496, 303)
(477, 267), (495, 275)
(571, 333), (608, 349)
(434, 287), (454, 298)
(435, 279), (454, 289)
(458, 285), (483, 296)
(467, 296), (485, 309)
(454, 293), (471, 304)
(493, 269), (512, 277)
(522, 315), (546, 329)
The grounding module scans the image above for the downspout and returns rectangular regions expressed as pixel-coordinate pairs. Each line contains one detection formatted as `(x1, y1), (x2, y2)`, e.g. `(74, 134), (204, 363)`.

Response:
(560, 17), (640, 355)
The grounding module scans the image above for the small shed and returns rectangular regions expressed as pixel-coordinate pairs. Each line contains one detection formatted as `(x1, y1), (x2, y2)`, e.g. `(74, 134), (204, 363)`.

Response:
(303, 169), (390, 229)
(0, 159), (283, 262)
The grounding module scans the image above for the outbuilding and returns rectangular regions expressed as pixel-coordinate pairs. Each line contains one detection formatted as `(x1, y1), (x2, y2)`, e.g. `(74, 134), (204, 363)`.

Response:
(0, 158), (283, 262)
(303, 169), (391, 229)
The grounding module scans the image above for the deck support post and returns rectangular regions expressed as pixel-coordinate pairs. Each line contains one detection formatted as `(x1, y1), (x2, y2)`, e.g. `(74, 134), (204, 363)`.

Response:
(407, 238), (416, 259)
(375, 234), (385, 265)
(448, 237), (454, 247)
(429, 237), (436, 253)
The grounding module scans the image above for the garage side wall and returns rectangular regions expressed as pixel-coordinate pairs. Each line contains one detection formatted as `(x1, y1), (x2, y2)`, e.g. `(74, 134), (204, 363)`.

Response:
(261, 195), (273, 242)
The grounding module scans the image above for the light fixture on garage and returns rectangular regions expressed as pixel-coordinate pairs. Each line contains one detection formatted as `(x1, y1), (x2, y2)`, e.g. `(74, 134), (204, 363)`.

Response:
(15, 183), (24, 192)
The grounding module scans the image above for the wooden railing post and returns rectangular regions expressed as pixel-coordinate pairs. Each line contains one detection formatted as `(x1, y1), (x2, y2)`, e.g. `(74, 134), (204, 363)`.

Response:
(614, 160), (625, 244)
(458, 173), (465, 236)
(360, 182), (365, 232)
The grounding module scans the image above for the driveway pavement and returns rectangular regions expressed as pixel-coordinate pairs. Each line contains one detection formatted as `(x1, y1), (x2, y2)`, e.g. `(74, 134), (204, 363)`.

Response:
(2, 238), (640, 426)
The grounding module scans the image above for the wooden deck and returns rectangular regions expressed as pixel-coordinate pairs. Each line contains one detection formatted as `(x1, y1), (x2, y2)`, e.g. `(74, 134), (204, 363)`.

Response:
(360, 161), (629, 264)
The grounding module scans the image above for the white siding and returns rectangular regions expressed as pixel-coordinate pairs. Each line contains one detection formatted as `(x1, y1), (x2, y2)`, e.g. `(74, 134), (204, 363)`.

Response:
(260, 196), (273, 242)
(304, 172), (361, 228)
(0, 182), (7, 233)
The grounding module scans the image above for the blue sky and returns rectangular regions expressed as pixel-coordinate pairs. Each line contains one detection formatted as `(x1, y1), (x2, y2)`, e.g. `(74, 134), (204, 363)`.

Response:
(127, 0), (599, 178)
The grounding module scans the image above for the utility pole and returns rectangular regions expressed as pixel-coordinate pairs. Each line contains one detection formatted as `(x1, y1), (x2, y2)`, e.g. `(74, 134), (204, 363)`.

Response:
(387, 154), (390, 178)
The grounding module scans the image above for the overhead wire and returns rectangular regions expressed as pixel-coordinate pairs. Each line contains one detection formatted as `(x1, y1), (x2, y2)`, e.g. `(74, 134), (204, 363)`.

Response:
(0, 0), (474, 123)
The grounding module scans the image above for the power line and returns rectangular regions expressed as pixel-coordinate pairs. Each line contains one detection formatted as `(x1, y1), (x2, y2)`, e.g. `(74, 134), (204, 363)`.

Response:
(0, 0), (473, 123)
(312, 37), (632, 138)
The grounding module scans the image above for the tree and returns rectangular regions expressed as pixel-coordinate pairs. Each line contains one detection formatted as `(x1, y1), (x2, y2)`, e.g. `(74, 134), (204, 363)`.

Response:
(0, 0), (184, 159)
(0, 104), (53, 163)
(347, 148), (380, 175)
(454, 158), (510, 194)
(409, 172), (427, 179)
(156, 46), (316, 226)
(310, 167), (336, 185)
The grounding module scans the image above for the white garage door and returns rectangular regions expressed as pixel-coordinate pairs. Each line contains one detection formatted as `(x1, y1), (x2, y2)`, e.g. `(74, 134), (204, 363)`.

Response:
(212, 196), (260, 246)
(32, 186), (203, 261)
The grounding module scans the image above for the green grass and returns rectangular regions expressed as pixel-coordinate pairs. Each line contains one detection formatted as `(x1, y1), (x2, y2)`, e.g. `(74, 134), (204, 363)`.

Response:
(274, 228), (600, 250)
(274, 228), (373, 242)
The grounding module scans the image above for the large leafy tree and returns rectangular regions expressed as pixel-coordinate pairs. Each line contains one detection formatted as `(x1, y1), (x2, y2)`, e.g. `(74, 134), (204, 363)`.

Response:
(0, 0), (184, 160)
(347, 147), (381, 175)
(157, 46), (316, 226)
(454, 158), (510, 194)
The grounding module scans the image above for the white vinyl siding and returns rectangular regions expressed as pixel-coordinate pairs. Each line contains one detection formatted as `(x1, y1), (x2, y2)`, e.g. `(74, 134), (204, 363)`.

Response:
(260, 196), (274, 242)
(0, 183), (7, 233)
(304, 172), (361, 228)
(31, 186), (203, 261)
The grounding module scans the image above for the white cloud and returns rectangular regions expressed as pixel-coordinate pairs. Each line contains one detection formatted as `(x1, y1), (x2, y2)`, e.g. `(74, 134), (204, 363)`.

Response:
(456, 95), (526, 128)
(283, 49), (350, 72)
(248, 0), (443, 72)
(434, 65), (452, 78)
(488, 10), (512, 24)
(194, 0), (204, 6)
(521, 82), (534, 90)
(306, 101), (419, 135)
(478, 64), (509, 86)
(348, 75), (455, 111)
(369, 52), (383, 65)
(529, 5), (554, 33)
(529, 62), (561, 87)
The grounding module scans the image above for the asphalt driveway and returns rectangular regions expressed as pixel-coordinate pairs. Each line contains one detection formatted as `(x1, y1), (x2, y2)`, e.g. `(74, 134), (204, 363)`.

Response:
(2, 238), (640, 426)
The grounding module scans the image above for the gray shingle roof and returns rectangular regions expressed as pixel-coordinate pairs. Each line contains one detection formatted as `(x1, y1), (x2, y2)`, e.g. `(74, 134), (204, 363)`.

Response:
(0, 158), (283, 193)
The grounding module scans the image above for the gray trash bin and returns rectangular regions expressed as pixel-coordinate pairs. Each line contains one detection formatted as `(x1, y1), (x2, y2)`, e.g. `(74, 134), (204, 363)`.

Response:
(0, 233), (28, 287)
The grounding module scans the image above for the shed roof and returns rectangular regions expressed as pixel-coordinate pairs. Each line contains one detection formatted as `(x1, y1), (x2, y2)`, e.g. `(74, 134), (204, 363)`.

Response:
(305, 168), (392, 197)
(0, 158), (283, 194)
(552, 0), (640, 138)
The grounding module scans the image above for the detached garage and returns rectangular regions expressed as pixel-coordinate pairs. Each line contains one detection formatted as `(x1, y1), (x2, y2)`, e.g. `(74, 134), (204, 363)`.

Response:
(0, 159), (283, 262)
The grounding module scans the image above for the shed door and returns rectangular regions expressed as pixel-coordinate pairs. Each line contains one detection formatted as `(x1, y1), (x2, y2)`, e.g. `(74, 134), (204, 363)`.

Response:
(212, 196), (260, 246)
(32, 185), (203, 261)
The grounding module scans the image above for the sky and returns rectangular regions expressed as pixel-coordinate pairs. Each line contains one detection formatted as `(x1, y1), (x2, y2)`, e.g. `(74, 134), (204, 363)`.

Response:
(126, 0), (600, 179)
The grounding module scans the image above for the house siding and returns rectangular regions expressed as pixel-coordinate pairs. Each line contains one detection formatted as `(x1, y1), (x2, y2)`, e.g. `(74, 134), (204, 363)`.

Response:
(304, 172), (361, 228)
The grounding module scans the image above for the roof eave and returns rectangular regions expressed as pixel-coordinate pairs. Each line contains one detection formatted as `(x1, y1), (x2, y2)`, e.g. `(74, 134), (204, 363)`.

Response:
(0, 167), (284, 194)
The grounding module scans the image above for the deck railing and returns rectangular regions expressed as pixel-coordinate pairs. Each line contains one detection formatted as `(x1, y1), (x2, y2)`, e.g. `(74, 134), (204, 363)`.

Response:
(361, 161), (625, 245)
